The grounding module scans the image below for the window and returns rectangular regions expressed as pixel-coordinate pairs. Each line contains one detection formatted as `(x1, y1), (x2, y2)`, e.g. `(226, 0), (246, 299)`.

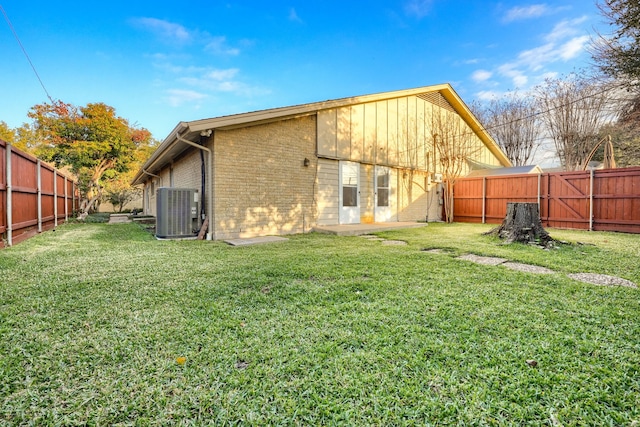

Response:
(342, 163), (358, 207)
(376, 168), (390, 207)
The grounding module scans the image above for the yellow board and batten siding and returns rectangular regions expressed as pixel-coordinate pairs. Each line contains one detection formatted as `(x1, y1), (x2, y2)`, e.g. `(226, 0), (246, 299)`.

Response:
(315, 94), (503, 225)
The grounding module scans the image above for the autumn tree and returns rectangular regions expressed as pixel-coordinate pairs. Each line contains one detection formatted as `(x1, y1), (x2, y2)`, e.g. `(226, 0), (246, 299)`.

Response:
(102, 138), (156, 212)
(535, 74), (617, 171)
(0, 121), (15, 143)
(472, 94), (541, 166)
(591, 0), (640, 86)
(29, 100), (152, 214)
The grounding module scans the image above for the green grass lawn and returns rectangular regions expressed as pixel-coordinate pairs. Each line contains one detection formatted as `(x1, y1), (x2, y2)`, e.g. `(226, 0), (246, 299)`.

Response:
(1, 222), (639, 425)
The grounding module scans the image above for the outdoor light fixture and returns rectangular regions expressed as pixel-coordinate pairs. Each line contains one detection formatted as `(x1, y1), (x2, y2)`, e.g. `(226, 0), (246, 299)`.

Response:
(303, 158), (310, 167)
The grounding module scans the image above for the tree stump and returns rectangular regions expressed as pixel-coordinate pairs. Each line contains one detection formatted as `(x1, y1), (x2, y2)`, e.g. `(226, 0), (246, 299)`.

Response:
(485, 203), (554, 247)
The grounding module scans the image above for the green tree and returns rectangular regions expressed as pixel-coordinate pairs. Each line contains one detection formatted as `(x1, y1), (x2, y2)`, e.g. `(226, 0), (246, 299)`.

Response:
(29, 100), (153, 214)
(592, 0), (640, 85)
(13, 123), (38, 153)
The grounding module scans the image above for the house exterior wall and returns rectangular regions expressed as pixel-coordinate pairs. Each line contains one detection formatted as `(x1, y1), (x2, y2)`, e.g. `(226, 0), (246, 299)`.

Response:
(137, 87), (508, 238)
(172, 150), (204, 191)
(212, 115), (317, 239)
(316, 159), (339, 226)
(317, 94), (502, 171)
(142, 150), (203, 218)
(315, 93), (503, 224)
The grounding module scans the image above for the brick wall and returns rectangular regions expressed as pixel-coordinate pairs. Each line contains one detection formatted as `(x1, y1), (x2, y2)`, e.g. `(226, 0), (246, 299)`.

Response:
(397, 171), (440, 222)
(213, 115), (317, 239)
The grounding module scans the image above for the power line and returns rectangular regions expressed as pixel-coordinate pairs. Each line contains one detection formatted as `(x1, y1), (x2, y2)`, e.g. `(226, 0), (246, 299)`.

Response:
(1, 4), (55, 103)
(396, 81), (628, 157)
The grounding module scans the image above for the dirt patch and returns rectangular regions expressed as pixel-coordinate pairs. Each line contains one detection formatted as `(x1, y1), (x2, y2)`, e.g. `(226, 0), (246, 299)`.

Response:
(567, 273), (637, 288)
(421, 248), (444, 254)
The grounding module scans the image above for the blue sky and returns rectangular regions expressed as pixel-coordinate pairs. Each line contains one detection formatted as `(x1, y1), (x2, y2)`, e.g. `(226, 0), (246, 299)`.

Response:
(1, 1), (602, 142)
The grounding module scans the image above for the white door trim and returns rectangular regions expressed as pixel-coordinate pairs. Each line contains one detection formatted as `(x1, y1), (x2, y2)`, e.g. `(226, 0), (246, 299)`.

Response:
(374, 165), (391, 222)
(339, 161), (360, 224)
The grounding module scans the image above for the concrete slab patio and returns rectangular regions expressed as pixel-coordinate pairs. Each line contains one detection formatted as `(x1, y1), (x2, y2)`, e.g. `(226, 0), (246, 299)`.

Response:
(224, 236), (289, 246)
(313, 222), (428, 236)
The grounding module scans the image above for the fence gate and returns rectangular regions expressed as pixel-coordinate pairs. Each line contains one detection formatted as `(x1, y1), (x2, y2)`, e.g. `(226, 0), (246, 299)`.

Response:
(542, 172), (590, 230)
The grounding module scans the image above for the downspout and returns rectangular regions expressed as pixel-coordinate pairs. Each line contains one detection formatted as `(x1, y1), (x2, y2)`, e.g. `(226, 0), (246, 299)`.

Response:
(175, 131), (214, 241)
(141, 169), (161, 181)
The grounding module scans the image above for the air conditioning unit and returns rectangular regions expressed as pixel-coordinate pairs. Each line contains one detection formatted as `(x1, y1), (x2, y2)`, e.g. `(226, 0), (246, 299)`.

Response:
(156, 188), (199, 238)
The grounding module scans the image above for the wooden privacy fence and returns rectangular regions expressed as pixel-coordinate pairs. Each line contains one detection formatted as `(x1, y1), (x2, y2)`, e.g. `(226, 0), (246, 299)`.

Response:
(454, 167), (640, 234)
(1, 140), (79, 248)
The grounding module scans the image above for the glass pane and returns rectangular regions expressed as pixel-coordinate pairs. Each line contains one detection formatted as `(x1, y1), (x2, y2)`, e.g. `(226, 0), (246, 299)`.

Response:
(342, 163), (358, 186)
(377, 189), (389, 207)
(377, 172), (389, 188)
(343, 186), (358, 207)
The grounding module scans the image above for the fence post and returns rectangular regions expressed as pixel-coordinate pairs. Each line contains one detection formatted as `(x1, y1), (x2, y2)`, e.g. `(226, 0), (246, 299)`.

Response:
(482, 177), (486, 224)
(53, 169), (58, 227)
(537, 173), (541, 209)
(72, 181), (76, 214)
(5, 143), (11, 246)
(37, 160), (42, 233)
(589, 169), (594, 231)
(64, 175), (68, 221)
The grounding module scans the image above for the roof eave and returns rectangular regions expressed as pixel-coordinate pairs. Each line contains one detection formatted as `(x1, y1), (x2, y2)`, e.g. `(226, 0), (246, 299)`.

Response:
(131, 121), (190, 185)
(440, 87), (512, 167)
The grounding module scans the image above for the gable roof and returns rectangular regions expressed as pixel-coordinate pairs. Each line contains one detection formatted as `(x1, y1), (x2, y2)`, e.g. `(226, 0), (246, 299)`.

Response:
(132, 84), (511, 185)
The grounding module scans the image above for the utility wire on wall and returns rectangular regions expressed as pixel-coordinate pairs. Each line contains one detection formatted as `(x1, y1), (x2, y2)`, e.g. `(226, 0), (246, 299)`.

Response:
(1, 4), (55, 104)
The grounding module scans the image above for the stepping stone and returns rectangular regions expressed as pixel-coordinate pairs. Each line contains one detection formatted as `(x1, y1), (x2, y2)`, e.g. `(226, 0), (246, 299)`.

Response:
(108, 215), (131, 224)
(457, 254), (508, 265)
(421, 248), (444, 254)
(502, 262), (555, 274)
(382, 240), (407, 246)
(567, 273), (637, 288)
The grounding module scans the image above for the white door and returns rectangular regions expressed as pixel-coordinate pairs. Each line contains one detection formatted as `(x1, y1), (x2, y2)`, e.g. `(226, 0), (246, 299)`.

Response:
(339, 161), (360, 224)
(374, 166), (391, 222)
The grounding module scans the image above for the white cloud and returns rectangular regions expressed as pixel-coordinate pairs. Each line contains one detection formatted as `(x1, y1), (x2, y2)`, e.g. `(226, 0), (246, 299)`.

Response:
(545, 16), (588, 42)
(289, 8), (303, 23)
(205, 36), (240, 56)
(497, 63), (529, 88)
(516, 43), (556, 71)
(206, 69), (240, 81)
(503, 4), (549, 23)
(164, 89), (208, 107)
(558, 35), (589, 60)
(178, 68), (244, 92)
(133, 18), (191, 43)
(472, 69), (493, 82)
(475, 90), (503, 101)
(486, 16), (590, 89)
(404, 0), (433, 18)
